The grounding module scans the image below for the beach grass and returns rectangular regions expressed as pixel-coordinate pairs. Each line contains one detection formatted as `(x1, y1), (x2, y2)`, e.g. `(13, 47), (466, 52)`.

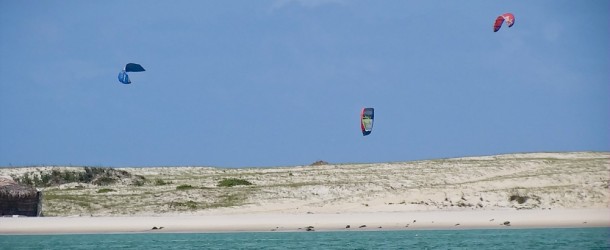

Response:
(1, 152), (608, 217)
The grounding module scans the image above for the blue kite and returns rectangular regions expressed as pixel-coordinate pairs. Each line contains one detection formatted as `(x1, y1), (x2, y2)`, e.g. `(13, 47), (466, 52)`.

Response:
(118, 63), (145, 84)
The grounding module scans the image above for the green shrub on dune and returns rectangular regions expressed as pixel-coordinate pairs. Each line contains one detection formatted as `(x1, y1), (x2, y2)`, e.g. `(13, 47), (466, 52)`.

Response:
(176, 184), (194, 190)
(217, 178), (252, 187)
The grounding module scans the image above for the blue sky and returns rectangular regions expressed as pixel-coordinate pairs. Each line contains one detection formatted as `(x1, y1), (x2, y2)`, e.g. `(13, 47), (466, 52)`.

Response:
(1, 1), (608, 167)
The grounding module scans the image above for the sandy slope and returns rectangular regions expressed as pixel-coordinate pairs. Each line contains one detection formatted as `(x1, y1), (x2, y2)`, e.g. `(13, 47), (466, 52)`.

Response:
(1, 152), (608, 233)
(2, 152), (608, 216)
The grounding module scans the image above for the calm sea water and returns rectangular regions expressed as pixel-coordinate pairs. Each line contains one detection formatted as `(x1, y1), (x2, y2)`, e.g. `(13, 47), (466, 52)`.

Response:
(1, 227), (608, 249)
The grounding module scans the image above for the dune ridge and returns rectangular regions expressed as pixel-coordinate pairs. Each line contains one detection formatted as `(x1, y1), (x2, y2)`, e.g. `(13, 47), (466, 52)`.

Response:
(1, 152), (608, 233)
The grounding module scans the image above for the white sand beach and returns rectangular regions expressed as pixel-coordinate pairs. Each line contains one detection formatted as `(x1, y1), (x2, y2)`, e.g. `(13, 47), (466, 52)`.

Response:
(1, 152), (609, 234)
(1, 209), (608, 234)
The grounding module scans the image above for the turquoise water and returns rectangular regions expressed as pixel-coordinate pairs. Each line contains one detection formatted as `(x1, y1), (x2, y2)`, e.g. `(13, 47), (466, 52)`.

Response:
(1, 228), (608, 249)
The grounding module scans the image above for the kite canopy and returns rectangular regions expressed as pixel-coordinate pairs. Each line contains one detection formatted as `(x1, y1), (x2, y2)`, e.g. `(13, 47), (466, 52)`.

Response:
(494, 13), (515, 32)
(118, 70), (131, 84)
(118, 63), (145, 84)
(361, 108), (374, 136)
(125, 63), (145, 72)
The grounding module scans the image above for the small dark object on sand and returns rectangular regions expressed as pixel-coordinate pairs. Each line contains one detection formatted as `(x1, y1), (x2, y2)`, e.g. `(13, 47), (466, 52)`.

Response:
(359, 225), (367, 228)
(305, 226), (315, 231)
(503, 221), (511, 226)
(310, 160), (329, 166)
(345, 225), (350, 229)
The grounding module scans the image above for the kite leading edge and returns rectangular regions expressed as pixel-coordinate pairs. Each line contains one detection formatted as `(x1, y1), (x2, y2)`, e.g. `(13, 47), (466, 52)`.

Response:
(494, 13), (515, 32)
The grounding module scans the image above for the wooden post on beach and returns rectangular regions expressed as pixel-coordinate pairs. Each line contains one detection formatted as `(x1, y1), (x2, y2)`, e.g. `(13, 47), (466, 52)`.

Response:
(36, 190), (43, 217)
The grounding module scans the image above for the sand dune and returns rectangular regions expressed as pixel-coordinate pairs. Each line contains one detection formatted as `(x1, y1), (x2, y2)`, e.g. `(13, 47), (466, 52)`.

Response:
(1, 152), (608, 233)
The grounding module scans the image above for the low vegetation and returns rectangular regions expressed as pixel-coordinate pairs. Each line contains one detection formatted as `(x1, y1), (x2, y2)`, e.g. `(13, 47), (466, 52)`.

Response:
(97, 188), (115, 193)
(172, 200), (198, 209)
(509, 194), (529, 204)
(176, 184), (195, 190)
(11, 167), (144, 187)
(154, 179), (172, 186)
(1, 152), (606, 216)
(217, 178), (253, 187)
(310, 160), (329, 166)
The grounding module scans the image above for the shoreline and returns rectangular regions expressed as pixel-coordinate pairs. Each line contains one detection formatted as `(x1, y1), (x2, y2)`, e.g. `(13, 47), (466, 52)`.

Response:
(1, 208), (608, 235)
